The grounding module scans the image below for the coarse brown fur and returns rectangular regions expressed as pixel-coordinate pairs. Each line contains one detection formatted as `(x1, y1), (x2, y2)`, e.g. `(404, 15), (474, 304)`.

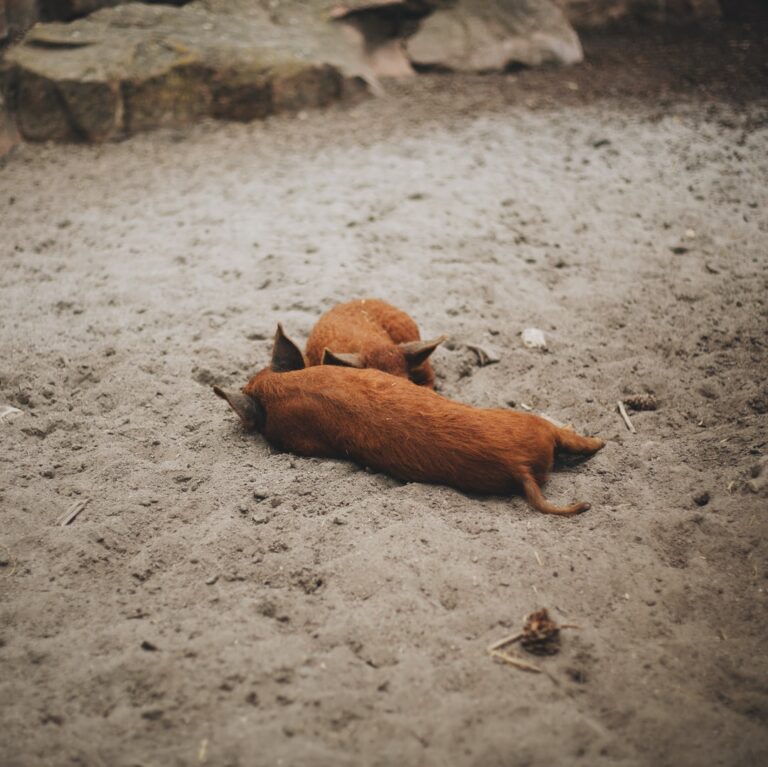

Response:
(214, 326), (605, 516)
(305, 299), (445, 388)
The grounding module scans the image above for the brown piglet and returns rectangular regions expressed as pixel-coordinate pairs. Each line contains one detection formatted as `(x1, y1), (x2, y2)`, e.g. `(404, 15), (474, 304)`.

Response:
(305, 299), (446, 388)
(214, 325), (605, 516)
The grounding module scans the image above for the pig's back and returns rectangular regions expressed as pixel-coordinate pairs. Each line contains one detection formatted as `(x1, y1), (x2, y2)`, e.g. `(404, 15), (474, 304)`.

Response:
(259, 367), (553, 494)
(305, 300), (421, 364)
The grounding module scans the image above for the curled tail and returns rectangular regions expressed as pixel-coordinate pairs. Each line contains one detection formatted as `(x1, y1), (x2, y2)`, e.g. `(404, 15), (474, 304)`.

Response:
(520, 472), (591, 516)
(515, 424), (604, 515)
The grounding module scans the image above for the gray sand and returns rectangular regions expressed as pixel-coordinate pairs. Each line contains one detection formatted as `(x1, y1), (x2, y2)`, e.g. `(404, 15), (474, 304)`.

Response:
(1, 70), (767, 766)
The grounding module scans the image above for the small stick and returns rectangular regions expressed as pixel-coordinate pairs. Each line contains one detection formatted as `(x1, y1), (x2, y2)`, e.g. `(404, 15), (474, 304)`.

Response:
(490, 650), (542, 673)
(488, 632), (524, 652)
(560, 623), (581, 630)
(58, 498), (91, 527)
(617, 400), (636, 433)
(533, 550), (543, 567)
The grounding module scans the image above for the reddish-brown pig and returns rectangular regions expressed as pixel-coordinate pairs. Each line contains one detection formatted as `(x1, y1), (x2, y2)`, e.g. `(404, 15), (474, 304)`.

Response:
(305, 299), (446, 388)
(214, 326), (605, 516)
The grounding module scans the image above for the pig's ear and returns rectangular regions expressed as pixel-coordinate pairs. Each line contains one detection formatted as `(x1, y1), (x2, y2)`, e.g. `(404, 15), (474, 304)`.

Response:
(213, 386), (265, 431)
(271, 324), (306, 373)
(322, 349), (365, 368)
(400, 336), (447, 367)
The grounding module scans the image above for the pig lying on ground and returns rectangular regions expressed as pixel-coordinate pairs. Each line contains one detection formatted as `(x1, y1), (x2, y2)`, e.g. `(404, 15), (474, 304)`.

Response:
(214, 325), (605, 516)
(305, 299), (446, 388)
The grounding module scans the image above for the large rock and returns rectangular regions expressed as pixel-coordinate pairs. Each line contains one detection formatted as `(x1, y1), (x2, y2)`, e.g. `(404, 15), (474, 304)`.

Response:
(1, 0), (39, 42)
(1, 0), (585, 143)
(1, 1), (375, 142)
(406, 0), (583, 71)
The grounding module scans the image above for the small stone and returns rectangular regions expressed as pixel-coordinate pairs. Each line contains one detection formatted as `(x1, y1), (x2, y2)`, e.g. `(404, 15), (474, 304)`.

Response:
(521, 328), (547, 350)
(205, 575), (219, 586)
(253, 488), (269, 501)
(0, 405), (23, 421)
(140, 640), (158, 652)
(693, 492), (710, 507)
(251, 514), (269, 525)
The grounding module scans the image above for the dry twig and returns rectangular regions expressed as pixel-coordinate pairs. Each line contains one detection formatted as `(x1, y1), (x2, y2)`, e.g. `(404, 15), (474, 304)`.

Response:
(617, 400), (636, 433)
(57, 498), (91, 527)
(488, 632), (524, 652)
(490, 650), (542, 673)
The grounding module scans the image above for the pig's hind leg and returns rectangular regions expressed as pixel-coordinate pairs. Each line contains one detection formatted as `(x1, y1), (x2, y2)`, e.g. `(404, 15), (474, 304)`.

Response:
(555, 426), (605, 455)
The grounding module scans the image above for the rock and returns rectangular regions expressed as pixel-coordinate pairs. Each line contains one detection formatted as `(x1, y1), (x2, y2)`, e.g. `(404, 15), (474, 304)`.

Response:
(205, 574), (218, 586)
(1, 0), (38, 42)
(693, 491), (710, 506)
(406, 0), (582, 72)
(1, 1), (376, 142)
(0, 405), (23, 421)
(2, 0), (586, 142)
(521, 327), (547, 349)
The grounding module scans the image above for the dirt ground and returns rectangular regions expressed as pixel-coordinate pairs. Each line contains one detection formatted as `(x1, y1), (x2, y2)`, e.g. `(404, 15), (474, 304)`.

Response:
(1, 24), (767, 767)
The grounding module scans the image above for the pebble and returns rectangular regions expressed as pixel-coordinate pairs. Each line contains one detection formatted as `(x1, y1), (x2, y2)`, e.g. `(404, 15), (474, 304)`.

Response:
(693, 491), (710, 506)
(521, 328), (547, 349)
(205, 575), (219, 586)
(0, 405), (23, 421)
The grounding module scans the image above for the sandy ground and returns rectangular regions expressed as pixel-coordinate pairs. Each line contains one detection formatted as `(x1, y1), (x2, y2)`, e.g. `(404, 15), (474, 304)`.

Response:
(1, 27), (767, 767)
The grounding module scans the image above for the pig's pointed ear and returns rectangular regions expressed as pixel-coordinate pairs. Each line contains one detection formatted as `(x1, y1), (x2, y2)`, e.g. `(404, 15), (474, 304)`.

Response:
(271, 324), (306, 373)
(322, 348), (365, 368)
(400, 335), (447, 367)
(213, 386), (265, 431)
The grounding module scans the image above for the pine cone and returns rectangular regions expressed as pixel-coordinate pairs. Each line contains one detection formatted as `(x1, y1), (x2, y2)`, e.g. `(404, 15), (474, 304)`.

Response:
(622, 394), (658, 412)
